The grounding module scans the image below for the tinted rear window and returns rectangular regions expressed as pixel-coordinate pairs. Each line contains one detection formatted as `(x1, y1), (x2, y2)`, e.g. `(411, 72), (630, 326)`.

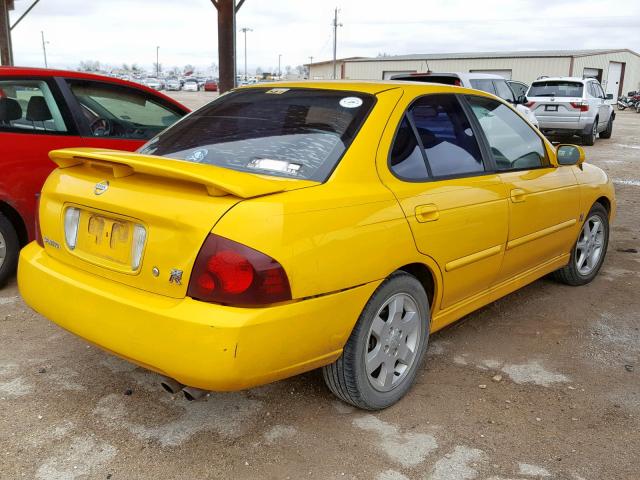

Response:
(528, 81), (584, 97)
(139, 88), (374, 181)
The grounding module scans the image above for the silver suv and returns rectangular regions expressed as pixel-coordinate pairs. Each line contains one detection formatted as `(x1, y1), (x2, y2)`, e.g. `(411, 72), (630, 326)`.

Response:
(526, 77), (615, 145)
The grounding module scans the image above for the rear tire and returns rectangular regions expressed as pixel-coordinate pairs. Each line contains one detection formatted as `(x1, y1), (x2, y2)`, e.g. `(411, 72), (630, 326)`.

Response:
(599, 117), (613, 139)
(581, 119), (597, 146)
(553, 203), (609, 286)
(322, 272), (430, 410)
(0, 213), (19, 287)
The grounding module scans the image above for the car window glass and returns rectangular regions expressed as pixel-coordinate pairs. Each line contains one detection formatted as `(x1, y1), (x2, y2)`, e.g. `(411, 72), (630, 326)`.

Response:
(469, 79), (496, 95)
(466, 95), (546, 171)
(494, 80), (516, 102)
(140, 88), (375, 182)
(587, 83), (596, 97)
(528, 81), (584, 97)
(67, 80), (183, 139)
(509, 82), (528, 97)
(409, 94), (484, 177)
(0, 79), (67, 133)
(389, 116), (429, 180)
(595, 84), (605, 98)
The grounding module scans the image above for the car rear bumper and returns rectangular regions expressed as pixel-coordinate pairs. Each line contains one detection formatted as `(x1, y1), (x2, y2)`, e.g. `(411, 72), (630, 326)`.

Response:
(18, 243), (379, 391)
(536, 115), (591, 134)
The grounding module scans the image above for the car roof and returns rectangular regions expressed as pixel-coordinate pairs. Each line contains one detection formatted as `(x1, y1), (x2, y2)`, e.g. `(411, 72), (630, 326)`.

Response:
(0, 66), (189, 112)
(531, 76), (591, 84)
(393, 72), (508, 81)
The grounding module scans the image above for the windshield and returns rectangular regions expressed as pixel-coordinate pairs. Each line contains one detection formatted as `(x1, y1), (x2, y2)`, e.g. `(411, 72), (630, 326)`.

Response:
(139, 88), (375, 181)
(528, 81), (584, 97)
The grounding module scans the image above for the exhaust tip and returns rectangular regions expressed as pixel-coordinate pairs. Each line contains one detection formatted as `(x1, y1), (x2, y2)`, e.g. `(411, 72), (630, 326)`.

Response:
(182, 387), (207, 401)
(159, 377), (184, 395)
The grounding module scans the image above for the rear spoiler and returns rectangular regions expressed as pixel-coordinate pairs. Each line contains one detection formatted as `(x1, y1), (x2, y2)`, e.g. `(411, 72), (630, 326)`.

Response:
(49, 148), (317, 199)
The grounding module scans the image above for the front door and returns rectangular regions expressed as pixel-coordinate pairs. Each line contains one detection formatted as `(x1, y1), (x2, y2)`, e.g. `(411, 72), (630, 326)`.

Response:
(378, 93), (509, 309)
(465, 95), (581, 283)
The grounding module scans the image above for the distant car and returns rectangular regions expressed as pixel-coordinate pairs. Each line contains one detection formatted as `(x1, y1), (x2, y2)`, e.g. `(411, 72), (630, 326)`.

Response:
(0, 66), (189, 286)
(165, 78), (181, 91)
(144, 77), (163, 91)
(204, 79), (218, 92)
(525, 77), (615, 145)
(508, 80), (529, 98)
(182, 79), (199, 92)
(391, 72), (539, 128)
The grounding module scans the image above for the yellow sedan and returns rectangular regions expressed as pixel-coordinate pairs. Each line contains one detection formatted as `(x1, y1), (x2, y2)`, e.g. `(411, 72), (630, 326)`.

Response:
(18, 81), (615, 409)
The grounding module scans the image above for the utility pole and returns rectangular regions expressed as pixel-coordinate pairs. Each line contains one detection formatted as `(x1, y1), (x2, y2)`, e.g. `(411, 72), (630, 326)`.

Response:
(40, 30), (47, 68)
(156, 46), (159, 77)
(332, 7), (342, 80)
(0, 0), (13, 66)
(278, 53), (282, 78)
(210, 0), (245, 93)
(308, 55), (313, 79)
(240, 27), (252, 81)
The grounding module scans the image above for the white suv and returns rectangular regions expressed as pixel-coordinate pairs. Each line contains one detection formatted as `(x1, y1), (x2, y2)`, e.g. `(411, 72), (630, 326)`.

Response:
(526, 77), (614, 145)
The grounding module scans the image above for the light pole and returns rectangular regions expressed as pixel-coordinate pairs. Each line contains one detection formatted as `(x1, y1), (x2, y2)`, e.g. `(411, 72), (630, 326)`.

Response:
(40, 30), (48, 68)
(240, 27), (252, 81)
(156, 46), (159, 77)
(332, 8), (343, 80)
(308, 56), (313, 79)
(278, 54), (282, 79)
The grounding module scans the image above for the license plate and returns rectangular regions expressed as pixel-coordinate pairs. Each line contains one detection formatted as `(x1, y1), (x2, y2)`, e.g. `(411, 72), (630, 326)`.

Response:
(545, 105), (558, 112)
(76, 212), (134, 266)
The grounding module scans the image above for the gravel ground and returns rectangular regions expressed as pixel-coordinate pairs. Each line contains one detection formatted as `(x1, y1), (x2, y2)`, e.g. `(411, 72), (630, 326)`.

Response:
(1, 99), (638, 480)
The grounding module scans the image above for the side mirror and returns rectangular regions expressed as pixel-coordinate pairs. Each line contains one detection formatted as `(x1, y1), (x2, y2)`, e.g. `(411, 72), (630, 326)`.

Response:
(516, 95), (527, 105)
(556, 144), (585, 167)
(605, 93), (614, 100)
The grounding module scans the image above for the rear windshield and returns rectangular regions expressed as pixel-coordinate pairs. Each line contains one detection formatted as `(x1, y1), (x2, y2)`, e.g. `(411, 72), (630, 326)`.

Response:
(528, 81), (584, 97)
(139, 88), (375, 181)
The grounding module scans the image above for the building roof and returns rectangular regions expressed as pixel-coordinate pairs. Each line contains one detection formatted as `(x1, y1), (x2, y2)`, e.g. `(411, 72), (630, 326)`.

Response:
(307, 57), (366, 66)
(348, 49), (640, 62)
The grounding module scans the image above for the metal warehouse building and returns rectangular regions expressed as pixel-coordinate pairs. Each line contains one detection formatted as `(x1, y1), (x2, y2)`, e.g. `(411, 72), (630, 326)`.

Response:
(309, 49), (640, 99)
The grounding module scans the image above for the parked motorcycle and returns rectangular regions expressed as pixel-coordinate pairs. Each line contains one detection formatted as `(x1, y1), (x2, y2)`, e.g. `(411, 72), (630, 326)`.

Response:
(618, 91), (640, 111)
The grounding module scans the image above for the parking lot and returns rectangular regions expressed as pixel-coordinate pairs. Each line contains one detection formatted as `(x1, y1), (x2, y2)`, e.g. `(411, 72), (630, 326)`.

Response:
(0, 99), (638, 479)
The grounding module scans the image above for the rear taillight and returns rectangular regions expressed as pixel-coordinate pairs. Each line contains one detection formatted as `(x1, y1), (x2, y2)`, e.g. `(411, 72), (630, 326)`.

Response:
(570, 102), (589, 112)
(525, 101), (536, 108)
(34, 193), (43, 247)
(187, 234), (291, 306)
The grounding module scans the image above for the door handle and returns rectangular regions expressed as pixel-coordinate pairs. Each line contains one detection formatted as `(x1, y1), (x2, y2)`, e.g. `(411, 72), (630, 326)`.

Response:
(510, 188), (526, 203)
(415, 204), (439, 222)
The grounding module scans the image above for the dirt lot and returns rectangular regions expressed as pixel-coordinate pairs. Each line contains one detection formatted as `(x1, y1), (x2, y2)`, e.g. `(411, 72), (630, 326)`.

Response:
(1, 99), (638, 480)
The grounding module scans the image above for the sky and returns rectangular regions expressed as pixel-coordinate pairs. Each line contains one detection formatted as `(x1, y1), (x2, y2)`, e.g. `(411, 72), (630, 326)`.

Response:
(8, 0), (640, 74)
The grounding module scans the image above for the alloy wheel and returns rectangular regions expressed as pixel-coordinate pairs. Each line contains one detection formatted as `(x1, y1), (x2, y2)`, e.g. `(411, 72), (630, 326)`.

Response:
(0, 231), (6, 269)
(575, 215), (605, 276)
(365, 293), (421, 392)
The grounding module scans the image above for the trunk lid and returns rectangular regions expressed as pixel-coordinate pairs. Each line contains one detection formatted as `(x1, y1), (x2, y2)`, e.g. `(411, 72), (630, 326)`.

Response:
(39, 148), (316, 298)
(526, 96), (584, 120)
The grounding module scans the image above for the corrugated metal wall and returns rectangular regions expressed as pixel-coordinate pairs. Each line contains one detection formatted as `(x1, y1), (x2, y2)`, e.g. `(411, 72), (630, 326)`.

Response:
(344, 57), (572, 83)
(311, 52), (640, 93)
(572, 51), (640, 94)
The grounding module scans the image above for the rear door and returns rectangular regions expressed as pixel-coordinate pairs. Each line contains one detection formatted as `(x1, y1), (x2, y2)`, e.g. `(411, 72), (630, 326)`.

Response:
(60, 78), (185, 151)
(526, 80), (585, 129)
(378, 93), (509, 309)
(0, 76), (83, 238)
(465, 95), (581, 283)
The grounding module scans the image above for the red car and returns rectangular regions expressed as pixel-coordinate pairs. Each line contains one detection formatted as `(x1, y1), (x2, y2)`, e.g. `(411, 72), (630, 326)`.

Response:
(204, 79), (219, 92)
(0, 67), (190, 286)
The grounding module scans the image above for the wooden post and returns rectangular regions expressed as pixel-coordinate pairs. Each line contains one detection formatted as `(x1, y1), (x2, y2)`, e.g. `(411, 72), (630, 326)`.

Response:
(211, 0), (245, 93)
(0, 0), (14, 66)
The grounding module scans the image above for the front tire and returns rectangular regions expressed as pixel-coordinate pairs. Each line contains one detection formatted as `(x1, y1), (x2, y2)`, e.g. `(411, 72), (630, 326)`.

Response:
(0, 213), (19, 287)
(322, 272), (430, 410)
(553, 203), (609, 286)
